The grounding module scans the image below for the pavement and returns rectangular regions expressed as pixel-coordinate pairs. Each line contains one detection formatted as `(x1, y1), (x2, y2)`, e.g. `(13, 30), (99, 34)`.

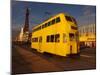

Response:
(12, 44), (96, 74)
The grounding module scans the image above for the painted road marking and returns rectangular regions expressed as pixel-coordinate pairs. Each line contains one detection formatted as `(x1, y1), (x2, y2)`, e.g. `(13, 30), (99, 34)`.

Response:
(80, 54), (95, 58)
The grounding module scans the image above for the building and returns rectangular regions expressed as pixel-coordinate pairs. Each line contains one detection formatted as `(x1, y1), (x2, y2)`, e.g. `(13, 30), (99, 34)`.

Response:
(78, 24), (96, 48)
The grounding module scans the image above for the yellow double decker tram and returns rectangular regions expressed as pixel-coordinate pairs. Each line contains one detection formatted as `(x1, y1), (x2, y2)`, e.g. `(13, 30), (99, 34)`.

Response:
(31, 13), (80, 57)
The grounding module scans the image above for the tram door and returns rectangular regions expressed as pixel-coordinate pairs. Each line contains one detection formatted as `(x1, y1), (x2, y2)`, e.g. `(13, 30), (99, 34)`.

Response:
(38, 36), (42, 52)
(69, 33), (75, 54)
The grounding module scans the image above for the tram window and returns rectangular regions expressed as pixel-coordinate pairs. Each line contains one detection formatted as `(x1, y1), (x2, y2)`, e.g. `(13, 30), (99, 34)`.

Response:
(36, 28), (38, 31)
(56, 17), (60, 23)
(38, 26), (41, 30)
(34, 38), (36, 42)
(32, 37), (38, 42)
(36, 38), (38, 42)
(47, 36), (50, 42)
(65, 16), (72, 22)
(71, 26), (77, 30)
(69, 33), (74, 41)
(35, 28), (37, 31)
(55, 34), (60, 42)
(72, 18), (77, 25)
(39, 37), (42, 42)
(51, 35), (54, 42)
(42, 24), (45, 29)
(36, 27), (38, 30)
(35, 28), (38, 31)
(52, 19), (55, 25)
(48, 21), (51, 26)
(34, 29), (36, 32)
(45, 23), (48, 27)
(35, 38), (38, 42)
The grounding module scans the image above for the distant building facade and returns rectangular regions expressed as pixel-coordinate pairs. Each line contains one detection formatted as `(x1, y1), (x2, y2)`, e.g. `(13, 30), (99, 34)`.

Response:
(78, 24), (96, 48)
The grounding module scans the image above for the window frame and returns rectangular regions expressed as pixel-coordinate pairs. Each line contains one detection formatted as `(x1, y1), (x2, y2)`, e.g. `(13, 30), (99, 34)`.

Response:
(55, 34), (60, 42)
(52, 19), (56, 25)
(56, 17), (60, 23)
(51, 35), (55, 42)
(65, 16), (72, 22)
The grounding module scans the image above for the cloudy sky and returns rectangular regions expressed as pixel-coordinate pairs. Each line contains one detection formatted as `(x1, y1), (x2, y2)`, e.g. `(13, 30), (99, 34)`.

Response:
(11, 0), (96, 39)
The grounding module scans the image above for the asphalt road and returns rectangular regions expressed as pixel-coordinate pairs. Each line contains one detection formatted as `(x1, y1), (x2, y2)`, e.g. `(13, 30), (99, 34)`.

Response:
(12, 43), (96, 74)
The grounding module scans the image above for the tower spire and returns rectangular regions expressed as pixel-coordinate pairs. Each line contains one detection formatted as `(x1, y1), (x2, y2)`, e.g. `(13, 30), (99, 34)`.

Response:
(23, 8), (29, 32)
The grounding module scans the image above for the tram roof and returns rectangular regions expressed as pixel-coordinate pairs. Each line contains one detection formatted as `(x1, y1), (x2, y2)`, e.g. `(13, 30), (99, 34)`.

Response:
(32, 12), (72, 30)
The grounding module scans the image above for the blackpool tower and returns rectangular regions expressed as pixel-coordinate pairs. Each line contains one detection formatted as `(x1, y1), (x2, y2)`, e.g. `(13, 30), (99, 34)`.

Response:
(18, 8), (30, 42)
(23, 8), (29, 33)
